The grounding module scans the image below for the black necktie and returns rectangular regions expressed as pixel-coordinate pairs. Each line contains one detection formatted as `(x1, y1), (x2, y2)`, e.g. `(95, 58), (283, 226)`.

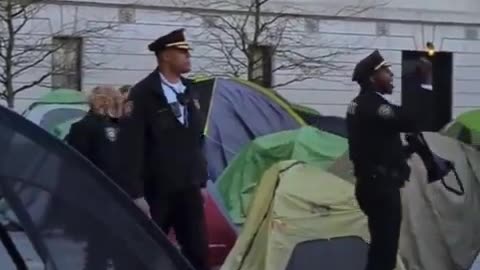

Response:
(162, 81), (188, 126)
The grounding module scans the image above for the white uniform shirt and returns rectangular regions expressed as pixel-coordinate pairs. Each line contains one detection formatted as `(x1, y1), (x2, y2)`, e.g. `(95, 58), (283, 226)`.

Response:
(159, 73), (187, 124)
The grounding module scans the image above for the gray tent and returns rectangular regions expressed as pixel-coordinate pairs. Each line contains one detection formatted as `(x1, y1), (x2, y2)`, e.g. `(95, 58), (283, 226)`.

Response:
(0, 89), (89, 227)
(0, 104), (193, 270)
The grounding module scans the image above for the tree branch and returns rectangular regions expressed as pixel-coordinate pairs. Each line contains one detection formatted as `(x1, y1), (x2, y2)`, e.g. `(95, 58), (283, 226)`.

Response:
(0, 0), (121, 106)
(13, 71), (51, 94)
(172, 0), (383, 87)
(11, 46), (55, 78)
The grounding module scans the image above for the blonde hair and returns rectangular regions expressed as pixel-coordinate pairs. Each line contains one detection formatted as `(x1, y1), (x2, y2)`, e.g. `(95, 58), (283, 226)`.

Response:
(88, 85), (131, 118)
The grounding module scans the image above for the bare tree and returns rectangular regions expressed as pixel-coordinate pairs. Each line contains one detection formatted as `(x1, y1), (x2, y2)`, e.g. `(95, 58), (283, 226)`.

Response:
(0, 0), (118, 108)
(173, 0), (386, 88)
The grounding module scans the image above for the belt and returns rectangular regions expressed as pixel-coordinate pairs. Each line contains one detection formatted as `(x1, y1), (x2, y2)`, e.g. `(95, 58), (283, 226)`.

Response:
(355, 164), (408, 182)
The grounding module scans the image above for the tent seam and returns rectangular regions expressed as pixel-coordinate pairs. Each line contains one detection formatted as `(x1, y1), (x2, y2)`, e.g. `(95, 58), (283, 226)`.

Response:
(203, 78), (218, 135)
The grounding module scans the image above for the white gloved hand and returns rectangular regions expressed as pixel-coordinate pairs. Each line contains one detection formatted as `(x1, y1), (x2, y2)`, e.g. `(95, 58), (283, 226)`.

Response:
(133, 197), (151, 219)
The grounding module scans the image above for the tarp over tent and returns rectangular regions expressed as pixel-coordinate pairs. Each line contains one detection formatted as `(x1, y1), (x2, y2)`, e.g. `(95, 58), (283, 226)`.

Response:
(0, 104), (193, 270)
(216, 126), (348, 225)
(220, 160), (405, 270)
(327, 132), (480, 270)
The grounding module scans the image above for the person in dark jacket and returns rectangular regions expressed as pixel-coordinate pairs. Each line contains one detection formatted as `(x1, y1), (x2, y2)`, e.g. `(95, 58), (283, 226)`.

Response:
(117, 28), (209, 270)
(346, 50), (419, 270)
(66, 86), (124, 181)
(65, 85), (141, 270)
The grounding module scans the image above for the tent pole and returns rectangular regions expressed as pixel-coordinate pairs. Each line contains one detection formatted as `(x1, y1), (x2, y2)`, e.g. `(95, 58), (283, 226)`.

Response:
(0, 222), (27, 270)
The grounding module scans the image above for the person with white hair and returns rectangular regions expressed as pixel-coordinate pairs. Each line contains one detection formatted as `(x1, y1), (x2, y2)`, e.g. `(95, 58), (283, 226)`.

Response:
(65, 85), (142, 270)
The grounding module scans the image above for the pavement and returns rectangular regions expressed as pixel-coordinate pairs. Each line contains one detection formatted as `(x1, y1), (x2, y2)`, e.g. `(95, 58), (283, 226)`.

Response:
(1, 232), (480, 270)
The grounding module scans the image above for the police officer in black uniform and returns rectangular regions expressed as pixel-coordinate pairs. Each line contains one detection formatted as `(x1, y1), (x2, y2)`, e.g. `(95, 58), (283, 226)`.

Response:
(66, 86), (142, 270)
(117, 29), (209, 270)
(346, 50), (418, 270)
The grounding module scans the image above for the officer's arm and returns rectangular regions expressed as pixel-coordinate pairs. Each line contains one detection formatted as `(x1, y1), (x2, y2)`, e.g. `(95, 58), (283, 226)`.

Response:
(117, 89), (146, 199)
(65, 122), (92, 159)
(374, 103), (418, 133)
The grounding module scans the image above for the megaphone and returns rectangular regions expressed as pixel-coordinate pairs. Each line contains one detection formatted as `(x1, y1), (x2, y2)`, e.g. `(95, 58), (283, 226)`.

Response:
(405, 133), (465, 196)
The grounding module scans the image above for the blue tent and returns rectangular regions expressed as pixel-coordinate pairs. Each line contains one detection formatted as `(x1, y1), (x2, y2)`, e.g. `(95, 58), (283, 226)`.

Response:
(192, 78), (306, 181)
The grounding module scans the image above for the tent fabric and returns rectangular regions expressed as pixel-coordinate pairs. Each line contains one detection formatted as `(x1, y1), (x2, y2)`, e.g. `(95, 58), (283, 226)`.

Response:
(166, 188), (237, 268)
(203, 78), (304, 181)
(216, 126), (348, 225)
(31, 89), (87, 106)
(39, 107), (86, 132)
(285, 237), (368, 270)
(452, 109), (480, 131)
(291, 104), (347, 138)
(1, 106), (86, 227)
(202, 189), (237, 266)
(3, 92), (89, 228)
(307, 115), (347, 138)
(220, 160), (405, 270)
(401, 134), (480, 270)
(23, 104), (88, 128)
(51, 117), (83, 139)
(191, 77), (344, 182)
(0, 104), (193, 270)
(327, 132), (480, 270)
(441, 111), (480, 148)
(22, 89), (88, 128)
(205, 180), (239, 234)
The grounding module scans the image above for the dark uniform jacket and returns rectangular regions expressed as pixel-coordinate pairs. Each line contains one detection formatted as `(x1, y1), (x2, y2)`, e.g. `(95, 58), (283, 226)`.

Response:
(118, 70), (207, 199)
(346, 89), (418, 188)
(65, 112), (131, 191)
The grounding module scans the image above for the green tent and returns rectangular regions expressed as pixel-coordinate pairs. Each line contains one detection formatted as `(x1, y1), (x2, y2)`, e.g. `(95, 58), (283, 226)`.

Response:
(31, 88), (87, 105)
(22, 89), (88, 135)
(216, 126), (348, 225)
(221, 160), (406, 270)
(221, 132), (480, 270)
(441, 109), (480, 148)
(327, 132), (480, 270)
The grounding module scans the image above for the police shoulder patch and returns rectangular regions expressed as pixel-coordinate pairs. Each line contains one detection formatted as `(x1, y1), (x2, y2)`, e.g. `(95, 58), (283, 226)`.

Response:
(377, 104), (394, 119)
(347, 101), (358, 115)
(105, 127), (118, 142)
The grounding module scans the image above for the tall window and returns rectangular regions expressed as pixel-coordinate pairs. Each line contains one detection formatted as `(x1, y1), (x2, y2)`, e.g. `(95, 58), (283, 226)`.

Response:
(52, 36), (83, 90)
(248, 44), (274, 88)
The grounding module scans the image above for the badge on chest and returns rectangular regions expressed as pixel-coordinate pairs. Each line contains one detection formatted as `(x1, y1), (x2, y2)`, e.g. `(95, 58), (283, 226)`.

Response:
(193, 98), (200, 110)
(104, 127), (118, 142)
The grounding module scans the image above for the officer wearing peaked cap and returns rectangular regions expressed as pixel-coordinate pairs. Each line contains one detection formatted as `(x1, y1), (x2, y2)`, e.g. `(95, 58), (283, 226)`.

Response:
(117, 28), (209, 270)
(346, 50), (419, 270)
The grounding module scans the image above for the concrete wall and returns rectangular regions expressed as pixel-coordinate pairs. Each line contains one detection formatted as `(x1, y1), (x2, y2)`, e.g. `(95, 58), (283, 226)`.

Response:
(5, 0), (480, 118)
